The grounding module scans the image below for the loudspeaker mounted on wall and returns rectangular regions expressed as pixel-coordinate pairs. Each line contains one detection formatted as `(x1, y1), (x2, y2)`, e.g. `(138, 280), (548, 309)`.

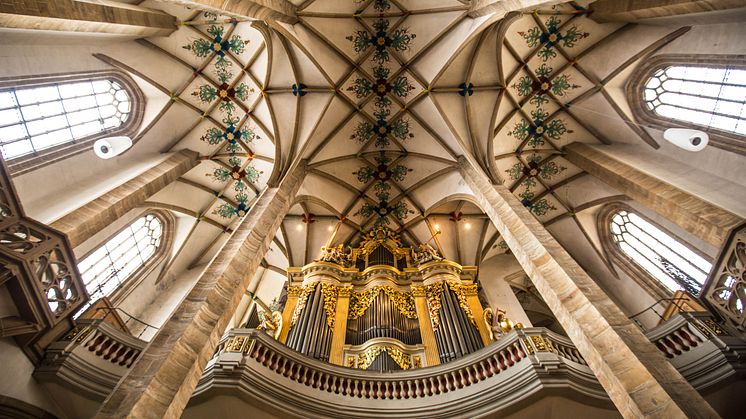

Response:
(663, 128), (708, 152)
(94, 136), (132, 159)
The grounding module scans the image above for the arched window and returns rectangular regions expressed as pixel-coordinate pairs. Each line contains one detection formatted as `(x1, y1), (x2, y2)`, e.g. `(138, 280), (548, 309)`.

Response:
(599, 203), (712, 298)
(628, 54), (746, 155)
(76, 213), (165, 313)
(0, 71), (144, 175)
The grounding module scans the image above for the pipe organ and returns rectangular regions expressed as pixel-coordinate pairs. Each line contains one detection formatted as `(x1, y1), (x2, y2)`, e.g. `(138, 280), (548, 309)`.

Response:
(280, 227), (492, 372)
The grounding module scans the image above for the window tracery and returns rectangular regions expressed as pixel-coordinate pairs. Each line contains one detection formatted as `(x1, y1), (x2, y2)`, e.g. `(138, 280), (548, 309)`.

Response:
(76, 213), (165, 314)
(628, 54), (746, 155)
(599, 203), (712, 298)
(0, 71), (144, 174)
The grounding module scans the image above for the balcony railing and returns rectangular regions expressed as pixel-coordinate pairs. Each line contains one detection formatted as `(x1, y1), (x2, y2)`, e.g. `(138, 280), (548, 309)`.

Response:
(34, 319), (147, 399)
(0, 155), (87, 361)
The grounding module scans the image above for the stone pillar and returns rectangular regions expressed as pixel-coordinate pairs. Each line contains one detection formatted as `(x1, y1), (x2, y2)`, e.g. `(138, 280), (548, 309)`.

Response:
(464, 289), (492, 346)
(412, 285), (440, 367)
(458, 156), (718, 419)
(469, 0), (567, 18)
(171, 0), (298, 24)
(564, 142), (743, 248)
(479, 256), (533, 327)
(0, 0), (177, 36)
(329, 286), (351, 365)
(278, 285), (301, 344)
(50, 150), (199, 249)
(590, 0), (746, 23)
(94, 163), (306, 419)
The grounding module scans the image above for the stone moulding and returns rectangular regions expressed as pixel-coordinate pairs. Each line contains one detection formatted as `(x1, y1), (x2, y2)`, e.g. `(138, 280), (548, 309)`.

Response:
(192, 328), (610, 418)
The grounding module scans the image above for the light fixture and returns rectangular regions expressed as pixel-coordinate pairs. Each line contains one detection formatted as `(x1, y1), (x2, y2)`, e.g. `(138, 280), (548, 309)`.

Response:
(663, 128), (708, 152)
(464, 222), (471, 230)
(327, 225), (334, 232)
(94, 136), (132, 159)
(433, 224), (440, 231)
(296, 224), (304, 231)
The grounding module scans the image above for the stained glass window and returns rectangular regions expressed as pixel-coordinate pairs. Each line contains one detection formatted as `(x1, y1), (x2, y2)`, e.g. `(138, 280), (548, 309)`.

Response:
(76, 214), (162, 313)
(643, 65), (746, 136)
(0, 78), (132, 159)
(610, 210), (712, 294)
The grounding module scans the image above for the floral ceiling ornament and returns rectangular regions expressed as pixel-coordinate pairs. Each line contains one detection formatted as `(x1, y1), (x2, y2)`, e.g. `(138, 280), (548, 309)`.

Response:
(345, 2), (417, 227)
(508, 108), (571, 148)
(512, 63), (579, 107)
(215, 192), (251, 218)
(520, 16), (589, 62)
(208, 156), (262, 195)
(201, 114), (259, 154)
(347, 19), (415, 65)
(185, 24), (254, 115)
(519, 190), (556, 216)
(506, 154), (566, 191)
(353, 153), (412, 225)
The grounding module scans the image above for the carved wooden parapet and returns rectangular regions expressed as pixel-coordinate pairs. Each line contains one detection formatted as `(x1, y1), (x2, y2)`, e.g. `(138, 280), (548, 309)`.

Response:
(701, 222), (746, 334)
(0, 156), (87, 360)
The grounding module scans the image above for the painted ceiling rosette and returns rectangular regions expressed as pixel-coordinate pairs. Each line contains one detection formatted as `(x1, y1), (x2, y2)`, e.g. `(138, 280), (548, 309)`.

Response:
(346, 0), (417, 227)
(183, 21), (264, 219)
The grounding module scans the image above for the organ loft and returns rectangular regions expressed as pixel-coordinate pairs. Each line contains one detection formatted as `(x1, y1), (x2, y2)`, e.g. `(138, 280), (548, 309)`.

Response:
(0, 1), (745, 418)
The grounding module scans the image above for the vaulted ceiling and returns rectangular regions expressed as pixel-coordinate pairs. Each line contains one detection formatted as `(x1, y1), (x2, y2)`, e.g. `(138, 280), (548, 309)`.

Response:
(105, 0), (693, 289)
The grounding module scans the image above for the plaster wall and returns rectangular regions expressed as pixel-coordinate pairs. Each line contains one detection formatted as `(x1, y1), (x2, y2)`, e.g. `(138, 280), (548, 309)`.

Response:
(0, 338), (63, 417)
(478, 254), (533, 327)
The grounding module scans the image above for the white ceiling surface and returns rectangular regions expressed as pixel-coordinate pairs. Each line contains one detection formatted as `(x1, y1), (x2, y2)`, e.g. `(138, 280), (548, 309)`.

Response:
(17, 1), (740, 302)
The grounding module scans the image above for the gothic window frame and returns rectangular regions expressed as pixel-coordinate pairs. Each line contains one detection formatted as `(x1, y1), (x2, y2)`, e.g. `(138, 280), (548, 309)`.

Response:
(76, 210), (174, 313)
(627, 54), (746, 156)
(597, 202), (713, 301)
(0, 70), (145, 176)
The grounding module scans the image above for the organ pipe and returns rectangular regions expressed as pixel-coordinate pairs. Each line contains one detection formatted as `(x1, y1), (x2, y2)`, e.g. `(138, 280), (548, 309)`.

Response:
(280, 226), (490, 372)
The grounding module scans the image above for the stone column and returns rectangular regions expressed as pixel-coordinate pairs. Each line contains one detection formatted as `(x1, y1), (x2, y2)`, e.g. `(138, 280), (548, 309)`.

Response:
(412, 285), (440, 367)
(329, 286), (351, 365)
(278, 285), (301, 344)
(590, 0), (746, 23)
(94, 163), (306, 419)
(50, 150), (199, 249)
(459, 156), (718, 419)
(171, 0), (298, 24)
(564, 142), (743, 248)
(0, 0), (176, 36)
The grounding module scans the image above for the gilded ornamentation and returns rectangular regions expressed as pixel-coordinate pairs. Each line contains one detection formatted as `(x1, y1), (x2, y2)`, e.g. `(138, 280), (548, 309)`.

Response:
(425, 282), (445, 330)
(338, 286), (353, 298)
(356, 345), (413, 370)
(348, 286), (417, 320)
(411, 286), (426, 298)
(257, 311), (283, 340)
(225, 336), (248, 353)
(703, 318), (729, 336)
(287, 285), (303, 298)
(522, 338), (535, 354)
(413, 242), (442, 265)
(320, 283), (340, 328)
(318, 244), (350, 266)
(447, 282), (477, 326)
(692, 321), (712, 338)
(412, 355), (422, 369)
(530, 335), (555, 352)
(347, 356), (356, 368)
(291, 282), (318, 326)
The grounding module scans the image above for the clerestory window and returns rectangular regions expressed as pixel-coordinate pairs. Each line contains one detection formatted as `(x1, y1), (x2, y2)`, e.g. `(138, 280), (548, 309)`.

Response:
(76, 214), (164, 314)
(0, 71), (144, 174)
(601, 203), (712, 297)
(628, 54), (746, 155)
